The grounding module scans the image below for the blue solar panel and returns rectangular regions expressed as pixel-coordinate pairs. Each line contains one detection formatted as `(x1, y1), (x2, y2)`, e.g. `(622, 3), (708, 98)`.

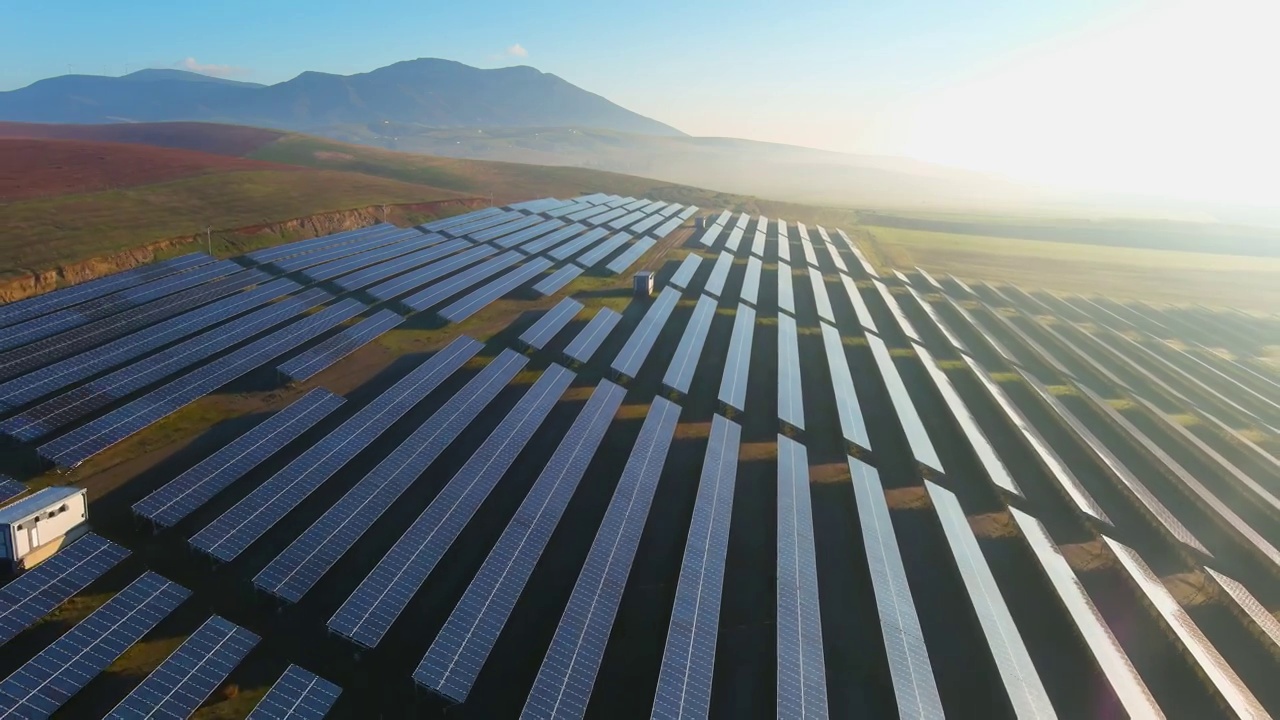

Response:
(798, 226), (820, 269)
(698, 223), (725, 248)
(704, 253), (734, 299)
(0, 253), (213, 331)
(873, 280), (924, 344)
(522, 396), (681, 719)
(606, 237), (657, 274)
(271, 228), (421, 272)
(362, 243), (494, 300)
(443, 211), (523, 238)
(571, 193), (610, 206)
(302, 232), (448, 282)
(402, 251), (525, 312)
(254, 351), (537, 603)
(741, 257), (763, 306)
(106, 615), (258, 720)
(606, 210), (649, 231)
(249, 224), (395, 263)
(724, 226), (746, 254)
(564, 308), (622, 364)
(819, 323), (871, 451)
(678, 206), (699, 220)
(663, 294), (717, 394)
(132, 389), (344, 528)
(468, 214), (545, 243)
(520, 298), (584, 350)
(422, 208), (503, 232)
(820, 234), (849, 274)
(37, 299), (364, 469)
(519, 223), (588, 256)
(0, 534), (129, 646)
(668, 254), (703, 290)
(652, 215), (685, 240)
(549, 226), (610, 261)
(840, 275), (878, 334)
(546, 202), (594, 219)
(566, 205), (611, 223)
(864, 333), (944, 475)
(778, 262), (796, 315)
(718, 304), (756, 413)
(777, 313), (805, 431)
(0, 477), (23, 505)
(0, 572), (189, 719)
(611, 286), (681, 380)
(808, 269), (835, 324)
(413, 380), (625, 699)
(439, 258), (554, 323)
(278, 309), (405, 382)
(494, 219), (567, 250)
(576, 232), (633, 268)
(331, 362), (572, 647)
(187, 337), (482, 562)
(629, 212), (666, 235)
(588, 208), (630, 227)
(652, 414), (740, 720)
(532, 263), (585, 296)
(247, 665), (342, 720)
(0, 288), (329, 443)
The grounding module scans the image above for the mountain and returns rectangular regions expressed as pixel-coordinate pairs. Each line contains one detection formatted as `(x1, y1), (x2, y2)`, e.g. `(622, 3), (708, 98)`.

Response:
(0, 59), (683, 136)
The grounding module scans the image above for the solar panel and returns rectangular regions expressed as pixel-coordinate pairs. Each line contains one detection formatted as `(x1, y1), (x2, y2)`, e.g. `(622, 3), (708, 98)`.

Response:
(668, 254), (703, 290)
(798, 230), (820, 269)
(0, 253), (212, 331)
(0, 287), (329, 443)
(916, 267), (945, 291)
(652, 414), (740, 720)
(849, 458), (942, 718)
(865, 334), (944, 474)
(808, 268), (835, 323)
(520, 223), (587, 256)
(444, 211), (523, 238)
(1021, 371), (1208, 553)
(662, 294), (717, 394)
(438, 404), (656, 696)
(331, 364), (577, 649)
(38, 298), (365, 469)
(704, 253), (735, 298)
(698, 223), (725, 248)
(402, 251), (524, 312)
(132, 389), (345, 528)
(0, 477), (23, 505)
(718, 304), (756, 413)
(188, 337), (481, 562)
(715, 210), (732, 225)
(839, 230), (878, 277)
(564, 308), (622, 364)
(247, 665), (342, 720)
(925, 481), (1057, 718)
(629, 212), (666, 236)
(422, 208), (501, 232)
(678, 206), (699, 220)
(302, 233), (450, 282)
(469, 214), (545, 243)
(250, 224), (396, 263)
(522, 397), (682, 719)
(841, 276), (877, 333)
(606, 237), (657, 274)
(821, 237), (848, 274)
(778, 313), (806, 431)
(576, 232), (633, 268)
(0, 572), (189, 719)
(819, 323), (871, 450)
(651, 215), (685, 240)
(509, 197), (566, 213)
(724, 226), (746, 253)
(1105, 537), (1265, 718)
(1008, 511), (1164, 717)
(872, 280), (924, 344)
(0, 534), (129, 646)
(337, 239), (476, 294)
(546, 202), (593, 219)
(958, 355), (1107, 522)
(440, 258), (553, 323)
(740, 257), (763, 306)
(106, 615), (259, 720)
(751, 229), (767, 259)
(495, 219), (567, 250)
(584, 207), (628, 227)
(900, 284), (968, 353)
(949, 274), (977, 296)
(776, 436), (830, 720)
(1204, 569), (1280, 654)
(255, 351), (539, 603)
(778, 262), (796, 314)
(532, 264), (586, 296)
(549, 226), (611, 261)
(606, 210), (649, 232)
(272, 228), (422, 272)
(611, 286), (681, 380)
(569, 193), (609, 206)
(912, 342), (1020, 494)
(279, 310), (405, 382)
(520, 298), (584, 349)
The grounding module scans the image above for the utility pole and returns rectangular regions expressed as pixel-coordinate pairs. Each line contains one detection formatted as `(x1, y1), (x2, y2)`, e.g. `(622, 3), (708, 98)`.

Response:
(380, 204), (387, 222)
(205, 226), (212, 256)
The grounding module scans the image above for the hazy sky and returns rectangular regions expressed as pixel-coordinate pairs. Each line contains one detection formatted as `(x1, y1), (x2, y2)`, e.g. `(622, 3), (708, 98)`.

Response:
(3, 0), (1276, 205)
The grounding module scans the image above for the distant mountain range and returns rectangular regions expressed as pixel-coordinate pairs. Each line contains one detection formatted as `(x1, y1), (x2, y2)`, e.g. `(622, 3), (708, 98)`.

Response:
(0, 59), (682, 136)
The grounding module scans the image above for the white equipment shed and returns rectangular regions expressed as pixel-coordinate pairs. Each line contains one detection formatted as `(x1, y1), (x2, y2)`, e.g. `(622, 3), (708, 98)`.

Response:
(0, 486), (89, 571)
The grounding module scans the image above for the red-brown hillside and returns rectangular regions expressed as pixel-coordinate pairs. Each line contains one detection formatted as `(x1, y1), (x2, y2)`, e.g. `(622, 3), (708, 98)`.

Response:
(0, 138), (298, 201)
(0, 121), (282, 157)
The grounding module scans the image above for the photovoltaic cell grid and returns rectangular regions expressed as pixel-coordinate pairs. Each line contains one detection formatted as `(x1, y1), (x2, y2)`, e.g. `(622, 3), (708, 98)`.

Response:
(584, 207), (628, 227)
(332, 361), (569, 646)
(364, 244), (496, 301)
(798, 228), (820, 269)
(0, 534), (129, 646)
(740, 257), (763, 306)
(776, 436), (829, 720)
(629, 212), (666, 236)
(668, 254), (702, 290)
(38, 298), (364, 469)
(576, 232), (633, 268)
(651, 414), (740, 720)
(678, 205), (699, 220)
(806, 268), (836, 324)
(663, 294), (717, 394)
(778, 313), (805, 430)
(0, 253), (212, 331)
(188, 336), (482, 562)
(698, 224), (725, 248)
(841, 276), (877, 334)
(821, 235), (849, 274)
(606, 210), (648, 231)
(468, 214), (544, 243)
(718, 304), (756, 413)
(422, 208), (502, 233)
(724, 226), (745, 253)
(303, 232), (449, 282)
(777, 220), (792, 264)
(564, 309), (622, 364)
(925, 482), (1057, 718)
(873, 280), (924, 344)
(279, 310), (404, 383)
(1, 287), (330, 443)
(0, 477), (22, 505)
(520, 298), (584, 349)
(902, 284), (968, 353)
(840, 229), (878, 277)
(715, 210), (732, 225)
(521, 397), (682, 720)
(520, 223), (586, 256)
(652, 216), (685, 239)
(606, 237), (657, 274)
(415, 380), (626, 701)
(546, 202), (592, 220)
(271, 228), (422, 272)
(819, 324), (871, 451)
(778, 263), (796, 315)
(865, 333), (945, 474)
(255, 351), (535, 604)
(444, 211), (523, 239)
(849, 458), (943, 719)
(133, 389), (345, 528)
(495, 219), (566, 250)
(1205, 569), (1280, 653)
(250, 224), (395, 263)
(401, 251), (524, 312)
(751, 230), (767, 259)
(0, 572), (190, 719)
(329, 237), (473, 291)
(440, 258), (554, 323)
(704, 253), (734, 299)
(509, 197), (566, 213)
(612, 286), (681, 380)
(549, 227), (610, 261)
(106, 615), (259, 720)
(912, 342), (1020, 494)
(533, 264), (586, 297)
(247, 665), (342, 720)
(959, 355), (1107, 522)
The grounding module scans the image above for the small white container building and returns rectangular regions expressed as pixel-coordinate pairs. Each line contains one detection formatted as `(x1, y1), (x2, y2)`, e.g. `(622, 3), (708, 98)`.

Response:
(0, 486), (89, 571)
(634, 271), (655, 297)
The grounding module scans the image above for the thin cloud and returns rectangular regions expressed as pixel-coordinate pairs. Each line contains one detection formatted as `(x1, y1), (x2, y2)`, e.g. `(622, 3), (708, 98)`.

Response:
(505, 43), (529, 58)
(176, 57), (249, 78)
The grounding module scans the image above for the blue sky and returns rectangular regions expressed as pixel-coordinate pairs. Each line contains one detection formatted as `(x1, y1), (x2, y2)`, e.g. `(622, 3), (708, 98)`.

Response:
(4, 0), (1277, 204)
